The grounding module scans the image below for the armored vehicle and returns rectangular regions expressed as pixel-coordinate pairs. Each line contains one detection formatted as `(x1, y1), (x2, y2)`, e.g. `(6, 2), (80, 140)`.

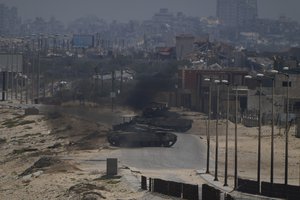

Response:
(107, 120), (177, 147)
(137, 102), (193, 132)
(106, 102), (191, 147)
(107, 130), (177, 147)
(134, 117), (192, 132)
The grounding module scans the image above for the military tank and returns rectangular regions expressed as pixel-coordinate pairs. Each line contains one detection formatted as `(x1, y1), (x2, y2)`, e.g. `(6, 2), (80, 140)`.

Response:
(136, 102), (193, 132)
(134, 117), (192, 132)
(107, 119), (177, 147)
(107, 130), (177, 147)
(106, 102), (191, 147)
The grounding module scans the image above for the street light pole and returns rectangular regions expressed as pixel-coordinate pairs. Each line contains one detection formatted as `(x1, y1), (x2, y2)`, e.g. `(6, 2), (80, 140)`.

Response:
(284, 73), (289, 186)
(234, 86), (238, 189)
(271, 68), (290, 186)
(222, 80), (230, 186)
(175, 84), (178, 107)
(10, 52), (14, 100)
(268, 69), (284, 184)
(271, 77), (275, 184)
(232, 83), (250, 190)
(36, 48), (40, 104)
(204, 78), (212, 174)
(15, 56), (19, 100)
(214, 80), (220, 181)
(258, 78), (262, 192)
(31, 35), (35, 104)
(36, 35), (41, 104)
(245, 74), (263, 192)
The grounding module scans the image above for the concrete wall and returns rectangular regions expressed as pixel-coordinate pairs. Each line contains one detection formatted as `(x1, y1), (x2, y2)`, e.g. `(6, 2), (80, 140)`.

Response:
(274, 74), (300, 99)
(248, 73), (300, 113)
(247, 87), (285, 115)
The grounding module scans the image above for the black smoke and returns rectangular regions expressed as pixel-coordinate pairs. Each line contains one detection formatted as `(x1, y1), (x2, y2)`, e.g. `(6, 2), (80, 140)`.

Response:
(124, 72), (175, 109)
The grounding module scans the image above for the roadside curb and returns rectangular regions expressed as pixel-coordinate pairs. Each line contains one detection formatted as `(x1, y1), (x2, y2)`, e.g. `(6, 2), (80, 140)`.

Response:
(120, 167), (142, 192)
(120, 167), (180, 200)
(197, 172), (284, 200)
(197, 171), (233, 193)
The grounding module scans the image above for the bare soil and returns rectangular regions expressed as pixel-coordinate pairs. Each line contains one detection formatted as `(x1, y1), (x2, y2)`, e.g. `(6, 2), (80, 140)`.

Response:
(178, 107), (300, 187)
(0, 103), (146, 200)
(1, 103), (299, 199)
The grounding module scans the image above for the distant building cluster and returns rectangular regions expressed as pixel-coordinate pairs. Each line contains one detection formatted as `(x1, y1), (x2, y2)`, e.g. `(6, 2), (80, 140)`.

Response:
(214, 0), (300, 51)
(217, 0), (257, 28)
(0, 4), (21, 36)
(0, 3), (300, 127)
(0, 3), (300, 54)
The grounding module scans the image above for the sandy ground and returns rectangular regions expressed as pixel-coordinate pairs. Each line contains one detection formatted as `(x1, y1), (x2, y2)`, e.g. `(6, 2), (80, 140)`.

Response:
(179, 108), (300, 187)
(0, 103), (159, 200)
(1, 103), (299, 200)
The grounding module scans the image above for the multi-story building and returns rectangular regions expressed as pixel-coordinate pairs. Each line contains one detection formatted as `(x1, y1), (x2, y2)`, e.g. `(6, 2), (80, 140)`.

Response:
(152, 8), (174, 23)
(176, 67), (249, 113)
(0, 4), (20, 35)
(217, 0), (257, 28)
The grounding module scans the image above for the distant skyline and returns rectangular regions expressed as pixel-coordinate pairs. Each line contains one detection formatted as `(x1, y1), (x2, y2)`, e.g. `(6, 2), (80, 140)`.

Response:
(1, 0), (300, 24)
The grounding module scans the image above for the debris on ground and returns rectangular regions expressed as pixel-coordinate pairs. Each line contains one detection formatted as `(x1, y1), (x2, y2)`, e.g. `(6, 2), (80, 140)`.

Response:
(19, 156), (62, 177)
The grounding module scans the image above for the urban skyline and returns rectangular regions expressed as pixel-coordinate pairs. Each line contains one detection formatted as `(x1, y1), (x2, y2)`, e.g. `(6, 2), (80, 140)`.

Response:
(217, 0), (258, 27)
(1, 0), (300, 24)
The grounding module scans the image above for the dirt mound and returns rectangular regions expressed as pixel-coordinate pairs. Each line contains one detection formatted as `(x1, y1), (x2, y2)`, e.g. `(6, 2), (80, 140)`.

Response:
(19, 156), (78, 176)
(68, 131), (107, 150)
(67, 183), (106, 199)
(45, 110), (109, 150)
(82, 192), (105, 200)
(68, 183), (105, 194)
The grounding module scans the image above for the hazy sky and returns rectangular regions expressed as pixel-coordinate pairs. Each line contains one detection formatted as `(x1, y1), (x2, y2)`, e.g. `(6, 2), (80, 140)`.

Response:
(1, 0), (300, 23)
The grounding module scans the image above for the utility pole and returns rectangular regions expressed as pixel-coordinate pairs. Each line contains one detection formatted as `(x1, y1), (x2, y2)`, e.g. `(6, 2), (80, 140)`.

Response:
(204, 78), (212, 174)
(36, 48), (40, 104)
(214, 80), (220, 181)
(244, 74), (264, 192)
(31, 50), (35, 104)
(234, 86), (238, 190)
(5, 51), (9, 101)
(25, 58), (28, 104)
(111, 70), (115, 112)
(284, 74), (289, 186)
(101, 70), (104, 92)
(10, 52), (14, 100)
(271, 77), (275, 184)
(223, 80), (230, 186)
(15, 55), (19, 100)
(2, 71), (6, 101)
(257, 79), (262, 193)
(120, 65), (123, 94)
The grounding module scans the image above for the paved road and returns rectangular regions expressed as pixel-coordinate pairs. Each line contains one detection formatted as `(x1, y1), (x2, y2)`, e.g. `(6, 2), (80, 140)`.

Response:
(9, 103), (208, 181)
(118, 133), (206, 170)
(43, 105), (208, 176)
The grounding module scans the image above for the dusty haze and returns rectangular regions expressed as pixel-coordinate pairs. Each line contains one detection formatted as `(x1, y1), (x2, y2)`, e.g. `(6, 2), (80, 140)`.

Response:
(1, 0), (300, 23)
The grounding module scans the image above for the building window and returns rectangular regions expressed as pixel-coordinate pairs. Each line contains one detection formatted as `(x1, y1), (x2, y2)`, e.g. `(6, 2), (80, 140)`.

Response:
(282, 81), (291, 87)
